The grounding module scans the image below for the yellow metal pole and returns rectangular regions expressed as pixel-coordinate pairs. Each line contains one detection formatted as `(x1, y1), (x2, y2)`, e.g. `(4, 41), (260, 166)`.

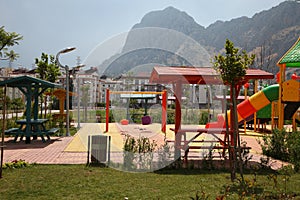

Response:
(278, 64), (286, 129)
(244, 86), (248, 134)
(292, 112), (296, 132)
(254, 80), (258, 132)
(271, 102), (275, 130)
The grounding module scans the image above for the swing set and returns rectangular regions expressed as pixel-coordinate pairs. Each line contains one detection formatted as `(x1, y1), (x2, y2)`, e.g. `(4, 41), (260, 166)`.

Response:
(105, 89), (167, 133)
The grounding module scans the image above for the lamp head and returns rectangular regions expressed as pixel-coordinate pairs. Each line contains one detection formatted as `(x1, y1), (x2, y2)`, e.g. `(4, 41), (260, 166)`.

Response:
(56, 47), (76, 68)
(59, 47), (76, 54)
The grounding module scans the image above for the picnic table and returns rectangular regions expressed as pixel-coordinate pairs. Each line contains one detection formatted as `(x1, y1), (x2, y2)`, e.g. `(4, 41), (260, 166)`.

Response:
(0, 76), (62, 144)
(169, 128), (228, 149)
(5, 119), (59, 143)
(169, 127), (251, 161)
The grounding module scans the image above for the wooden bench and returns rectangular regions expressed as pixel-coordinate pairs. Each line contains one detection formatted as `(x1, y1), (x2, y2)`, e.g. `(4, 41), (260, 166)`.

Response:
(4, 128), (25, 142)
(4, 128), (19, 135)
(45, 128), (60, 140)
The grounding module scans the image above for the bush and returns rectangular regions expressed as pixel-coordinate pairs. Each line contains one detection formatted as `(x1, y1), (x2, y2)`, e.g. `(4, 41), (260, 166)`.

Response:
(123, 135), (157, 171)
(3, 159), (31, 169)
(261, 129), (289, 162)
(260, 129), (300, 172)
(199, 111), (209, 125)
(286, 131), (300, 171)
(167, 109), (175, 124)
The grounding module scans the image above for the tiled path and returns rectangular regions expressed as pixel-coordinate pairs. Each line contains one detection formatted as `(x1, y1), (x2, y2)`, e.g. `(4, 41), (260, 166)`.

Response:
(2, 123), (291, 170)
(3, 136), (87, 164)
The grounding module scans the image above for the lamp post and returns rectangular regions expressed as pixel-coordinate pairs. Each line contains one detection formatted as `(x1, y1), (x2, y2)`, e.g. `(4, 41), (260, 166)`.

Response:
(77, 75), (81, 129)
(70, 64), (85, 129)
(56, 47), (76, 136)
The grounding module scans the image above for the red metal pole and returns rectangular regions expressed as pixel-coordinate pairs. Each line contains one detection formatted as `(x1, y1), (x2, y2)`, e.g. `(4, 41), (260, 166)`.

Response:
(174, 81), (182, 159)
(105, 89), (110, 132)
(161, 90), (167, 133)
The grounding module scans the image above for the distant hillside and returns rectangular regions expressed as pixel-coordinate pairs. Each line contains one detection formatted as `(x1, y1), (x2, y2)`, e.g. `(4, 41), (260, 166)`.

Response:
(102, 1), (300, 77)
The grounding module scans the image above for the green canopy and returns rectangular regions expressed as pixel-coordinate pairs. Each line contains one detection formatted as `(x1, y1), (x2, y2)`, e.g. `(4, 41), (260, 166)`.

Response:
(0, 76), (62, 143)
(278, 37), (300, 68)
(0, 75), (61, 89)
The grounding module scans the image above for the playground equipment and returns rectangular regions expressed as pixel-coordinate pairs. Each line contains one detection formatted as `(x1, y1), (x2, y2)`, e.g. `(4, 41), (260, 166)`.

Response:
(105, 89), (167, 133)
(206, 84), (278, 128)
(44, 89), (76, 119)
(206, 82), (299, 130)
(277, 37), (300, 129)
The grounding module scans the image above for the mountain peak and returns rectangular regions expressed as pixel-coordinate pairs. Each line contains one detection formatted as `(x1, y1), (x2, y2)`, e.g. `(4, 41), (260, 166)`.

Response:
(132, 6), (205, 33)
(102, 1), (300, 76)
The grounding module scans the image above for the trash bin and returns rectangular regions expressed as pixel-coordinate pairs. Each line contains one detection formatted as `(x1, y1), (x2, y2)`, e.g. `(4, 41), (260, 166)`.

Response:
(88, 135), (111, 165)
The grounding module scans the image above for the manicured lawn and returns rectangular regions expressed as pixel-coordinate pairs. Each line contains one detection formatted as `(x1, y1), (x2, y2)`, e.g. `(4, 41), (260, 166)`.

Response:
(1, 165), (300, 199)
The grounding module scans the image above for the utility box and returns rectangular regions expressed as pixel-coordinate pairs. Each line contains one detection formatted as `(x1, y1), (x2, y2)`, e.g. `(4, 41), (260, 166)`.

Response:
(88, 135), (111, 165)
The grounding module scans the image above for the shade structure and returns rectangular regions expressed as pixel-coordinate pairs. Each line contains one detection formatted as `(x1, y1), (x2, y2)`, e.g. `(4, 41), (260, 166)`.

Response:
(149, 66), (274, 85)
(149, 66), (274, 158)
(277, 37), (300, 68)
(0, 76), (62, 143)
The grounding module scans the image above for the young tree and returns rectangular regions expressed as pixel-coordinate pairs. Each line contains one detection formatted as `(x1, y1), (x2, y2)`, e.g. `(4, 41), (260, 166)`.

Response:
(213, 39), (255, 181)
(0, 27), (22, 178)
(35, 53), (61, 82)
(35, 53), (61, 117)
(0, 26), (22, 62)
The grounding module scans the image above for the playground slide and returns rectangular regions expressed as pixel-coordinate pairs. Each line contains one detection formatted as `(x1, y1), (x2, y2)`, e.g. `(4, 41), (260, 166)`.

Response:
(206, 84), (279, 128)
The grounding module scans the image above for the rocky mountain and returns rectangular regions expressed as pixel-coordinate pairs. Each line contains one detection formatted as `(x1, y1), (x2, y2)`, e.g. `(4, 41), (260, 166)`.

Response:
(102, 1), (300, 77)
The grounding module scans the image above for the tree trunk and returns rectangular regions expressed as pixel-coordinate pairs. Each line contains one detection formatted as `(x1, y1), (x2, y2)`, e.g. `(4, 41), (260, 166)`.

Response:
(229, 85), (237, 181)
(232, 84), (244, 182)
(224, 87), (234, 181)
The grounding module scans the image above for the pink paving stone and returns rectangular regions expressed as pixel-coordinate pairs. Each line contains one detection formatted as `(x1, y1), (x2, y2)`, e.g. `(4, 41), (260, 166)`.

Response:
(3, 136), (87, 164)
(1, 125), (292, 170)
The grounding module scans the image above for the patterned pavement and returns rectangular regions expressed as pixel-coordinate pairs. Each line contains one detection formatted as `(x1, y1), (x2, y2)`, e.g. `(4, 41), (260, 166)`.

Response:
(2, 123), (291, 170)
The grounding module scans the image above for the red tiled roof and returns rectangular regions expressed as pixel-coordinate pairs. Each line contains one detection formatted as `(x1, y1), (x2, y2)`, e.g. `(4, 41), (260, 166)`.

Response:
(149, 66), (274, 85)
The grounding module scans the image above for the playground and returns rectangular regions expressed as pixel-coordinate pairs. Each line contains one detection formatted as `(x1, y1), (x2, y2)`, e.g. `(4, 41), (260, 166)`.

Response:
(2, 38), (300, 172)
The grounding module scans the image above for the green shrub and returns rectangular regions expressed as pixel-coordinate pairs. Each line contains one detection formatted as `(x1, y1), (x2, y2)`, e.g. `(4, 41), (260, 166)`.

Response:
(123, 135), (157, 171)
(3, 159), (31, 169)
(199, 111), (209, 125)
(261, 129), (289, 162)
(167, 109), (175, 124)
(260, 129), (300, 172)
(286, 131), (300, 171)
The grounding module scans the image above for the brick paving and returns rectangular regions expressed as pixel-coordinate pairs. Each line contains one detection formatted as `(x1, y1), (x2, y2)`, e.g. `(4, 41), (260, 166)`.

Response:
(1, 123), (291, 170)
(3, 136), (87, 164)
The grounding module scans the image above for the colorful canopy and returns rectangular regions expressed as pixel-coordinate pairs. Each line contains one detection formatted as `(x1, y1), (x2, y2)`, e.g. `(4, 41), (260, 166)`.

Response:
(277, 37), (300, 68)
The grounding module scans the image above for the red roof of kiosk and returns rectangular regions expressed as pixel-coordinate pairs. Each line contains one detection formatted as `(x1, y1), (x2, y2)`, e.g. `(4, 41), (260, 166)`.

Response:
(149, 66), (274, 84)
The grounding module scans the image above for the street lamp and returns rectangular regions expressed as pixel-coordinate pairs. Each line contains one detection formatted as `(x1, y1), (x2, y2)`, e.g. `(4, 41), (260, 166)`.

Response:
(70, 64), (85, 129)
(56, 47), (76, 136)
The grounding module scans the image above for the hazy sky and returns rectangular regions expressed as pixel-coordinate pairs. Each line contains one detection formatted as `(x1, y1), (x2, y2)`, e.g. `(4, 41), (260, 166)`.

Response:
(0, 0), (286, 69)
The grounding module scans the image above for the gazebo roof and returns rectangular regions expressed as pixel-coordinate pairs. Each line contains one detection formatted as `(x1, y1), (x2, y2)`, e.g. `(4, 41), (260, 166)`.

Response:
(0, 75), (62, 88)
(277, 37), (300, 68)
(149, 66), (274, 85)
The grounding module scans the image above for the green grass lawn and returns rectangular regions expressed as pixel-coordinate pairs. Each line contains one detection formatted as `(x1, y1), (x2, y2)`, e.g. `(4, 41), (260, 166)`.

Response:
(1, 165), (300, 199)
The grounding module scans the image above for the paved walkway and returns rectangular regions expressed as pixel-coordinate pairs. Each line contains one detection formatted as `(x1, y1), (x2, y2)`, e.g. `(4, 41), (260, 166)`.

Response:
(3, 136), (87, 164)
(2, 123), (291, 170)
